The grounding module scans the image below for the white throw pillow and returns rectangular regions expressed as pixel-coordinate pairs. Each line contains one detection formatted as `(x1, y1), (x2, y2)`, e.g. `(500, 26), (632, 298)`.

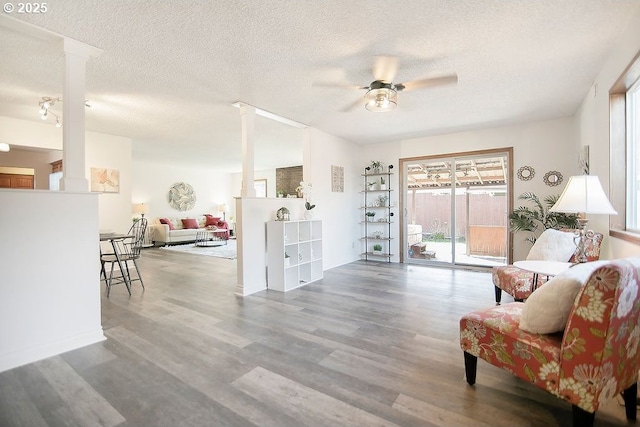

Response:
(526, 229), (576, 262)
(519, 261), (608, 334)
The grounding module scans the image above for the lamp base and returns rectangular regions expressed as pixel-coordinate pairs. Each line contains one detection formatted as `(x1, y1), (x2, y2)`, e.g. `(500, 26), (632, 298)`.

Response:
(574, 218), (589, 263)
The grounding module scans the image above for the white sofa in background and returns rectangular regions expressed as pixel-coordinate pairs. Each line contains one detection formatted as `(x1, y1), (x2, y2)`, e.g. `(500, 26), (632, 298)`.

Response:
(149, 215), (229, 245)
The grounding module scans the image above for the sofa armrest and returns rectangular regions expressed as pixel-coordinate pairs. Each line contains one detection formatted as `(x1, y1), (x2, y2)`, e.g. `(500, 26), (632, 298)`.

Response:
(149, 224), (169, 243)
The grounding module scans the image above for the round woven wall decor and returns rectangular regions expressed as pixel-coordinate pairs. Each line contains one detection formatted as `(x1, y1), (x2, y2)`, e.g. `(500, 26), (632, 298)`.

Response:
(168, 182), (196, 211)
(517, 165), (535, 181)
(543, 171), (563, 187)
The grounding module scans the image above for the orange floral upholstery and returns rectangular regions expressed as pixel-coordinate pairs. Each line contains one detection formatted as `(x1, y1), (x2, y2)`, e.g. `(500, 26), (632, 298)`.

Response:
(493, 231), (603, 304)
(461, 258), (640, 427)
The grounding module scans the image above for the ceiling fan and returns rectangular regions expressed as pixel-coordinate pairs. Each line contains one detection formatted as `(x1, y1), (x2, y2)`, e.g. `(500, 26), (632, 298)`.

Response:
(318, 56), (458, 112)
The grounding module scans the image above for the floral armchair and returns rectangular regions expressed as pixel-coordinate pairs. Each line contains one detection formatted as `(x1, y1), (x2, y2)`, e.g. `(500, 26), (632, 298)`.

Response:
(461, 258), (640, 427)
(493, 229), (603, 304)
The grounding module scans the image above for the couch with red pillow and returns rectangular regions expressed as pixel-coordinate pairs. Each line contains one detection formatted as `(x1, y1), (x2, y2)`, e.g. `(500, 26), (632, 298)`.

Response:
(149, 214), (229, 245)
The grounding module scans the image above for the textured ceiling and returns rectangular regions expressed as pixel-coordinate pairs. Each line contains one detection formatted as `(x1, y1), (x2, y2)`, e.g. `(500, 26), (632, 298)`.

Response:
(1, 1), (639, 171)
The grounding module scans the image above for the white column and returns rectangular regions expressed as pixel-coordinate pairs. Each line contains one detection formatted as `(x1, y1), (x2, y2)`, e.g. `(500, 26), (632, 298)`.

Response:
(240, 105), (256, 197)
(236, 105), (256, 296)
(60, 38), (91, 192)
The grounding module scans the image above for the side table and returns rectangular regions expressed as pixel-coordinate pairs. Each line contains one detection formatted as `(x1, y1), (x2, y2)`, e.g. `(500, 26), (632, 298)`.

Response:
(513, 260), (572, 292)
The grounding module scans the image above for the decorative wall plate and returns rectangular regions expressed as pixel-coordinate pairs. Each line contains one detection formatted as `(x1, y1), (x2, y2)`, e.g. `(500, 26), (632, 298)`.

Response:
(543, 171), (563, 187)
(517, 166), (535, 181)
(168, 182), (196, 211)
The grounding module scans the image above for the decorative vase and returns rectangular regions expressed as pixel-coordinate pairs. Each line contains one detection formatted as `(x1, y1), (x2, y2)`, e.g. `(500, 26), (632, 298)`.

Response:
(304, 210), (313, 220)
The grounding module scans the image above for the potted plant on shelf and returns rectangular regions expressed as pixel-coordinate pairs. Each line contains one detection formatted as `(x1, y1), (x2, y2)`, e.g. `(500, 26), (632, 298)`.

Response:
(378, 194), (388, 207)
(367, 181), (377, 191)
(276, 189), (285, 198)
(366, 211), (376, 222)
(379, 176), (386, 191)
(304, 200), (316, 220)
(370, 160), (383, 174)
(372, 244), (383, 255)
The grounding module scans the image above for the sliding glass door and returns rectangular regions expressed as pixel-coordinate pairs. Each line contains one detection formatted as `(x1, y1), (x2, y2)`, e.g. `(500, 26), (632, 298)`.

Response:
(402, 149), (511, 268)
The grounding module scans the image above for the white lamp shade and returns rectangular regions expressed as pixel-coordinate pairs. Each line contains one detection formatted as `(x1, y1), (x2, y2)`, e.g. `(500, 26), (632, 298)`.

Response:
(550, 175), (617, 215)
(218, 203), (228, 213)
(133, 203), (149, 215)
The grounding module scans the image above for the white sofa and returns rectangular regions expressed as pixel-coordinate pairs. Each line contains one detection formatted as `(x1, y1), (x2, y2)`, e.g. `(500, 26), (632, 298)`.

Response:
(149, 215), (229, 245)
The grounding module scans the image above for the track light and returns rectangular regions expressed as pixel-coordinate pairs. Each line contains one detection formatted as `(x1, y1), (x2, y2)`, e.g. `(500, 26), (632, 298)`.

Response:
(37, 96), (92, 127)
(38, 96), (61, 127)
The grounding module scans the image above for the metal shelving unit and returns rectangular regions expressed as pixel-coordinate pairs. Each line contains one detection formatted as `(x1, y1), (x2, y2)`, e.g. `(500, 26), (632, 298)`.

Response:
(361, 164), (394, 262)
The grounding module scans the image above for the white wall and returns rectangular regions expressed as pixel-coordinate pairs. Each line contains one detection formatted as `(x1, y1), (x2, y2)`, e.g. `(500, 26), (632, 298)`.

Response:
(304, 128), (362, 269)
(0, 116), (133, 234)
(133, 160), (232, 222)
(364, 117), (579, 261)
(576, 9), (640, 259)
(0, 147), (62, 189)
(0, 190), (104, 372)
(86, 132), (133, 233)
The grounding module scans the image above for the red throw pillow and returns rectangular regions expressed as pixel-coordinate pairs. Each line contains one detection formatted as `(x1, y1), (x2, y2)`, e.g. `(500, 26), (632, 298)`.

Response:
(181, 218), (199, 229)
(205, 216), (221, 227)
(159, 218), (174, 230)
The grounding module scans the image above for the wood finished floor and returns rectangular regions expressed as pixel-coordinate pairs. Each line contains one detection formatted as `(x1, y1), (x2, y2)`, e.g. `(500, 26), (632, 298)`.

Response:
(0, 249), (632, 426)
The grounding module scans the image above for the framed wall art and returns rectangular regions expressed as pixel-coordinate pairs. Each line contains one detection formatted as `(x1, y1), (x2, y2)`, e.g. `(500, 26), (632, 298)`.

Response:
(331, 165), (344, 192)
(90, 168), (120, 193)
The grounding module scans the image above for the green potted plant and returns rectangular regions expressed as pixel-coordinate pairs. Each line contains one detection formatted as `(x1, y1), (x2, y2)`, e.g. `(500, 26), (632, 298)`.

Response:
(378, 194), (388, 207)
(304, 200), (316, 220)
(372, 243), (383, 255)
(366, 211), (376, 222)
(509, 192), (580, 244)
(370, 160), (383, 174)
(367, 181), (377, 191)
(276, 189), (285, 198)
(379, 176), (386, 191)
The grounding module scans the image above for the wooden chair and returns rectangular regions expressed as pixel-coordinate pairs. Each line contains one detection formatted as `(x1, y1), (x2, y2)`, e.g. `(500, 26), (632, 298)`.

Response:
(461, 258), (640, 427)
(493, 229), (603, 304)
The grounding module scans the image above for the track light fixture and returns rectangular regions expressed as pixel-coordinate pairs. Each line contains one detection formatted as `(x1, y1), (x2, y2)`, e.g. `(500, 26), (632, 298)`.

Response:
(38, 96), (61, 126)
(37, 96), (91, 127)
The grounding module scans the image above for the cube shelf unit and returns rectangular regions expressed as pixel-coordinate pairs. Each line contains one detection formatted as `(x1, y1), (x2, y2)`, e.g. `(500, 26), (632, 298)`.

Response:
(362, 164), (394, 262)
(267, 220), (323, 291)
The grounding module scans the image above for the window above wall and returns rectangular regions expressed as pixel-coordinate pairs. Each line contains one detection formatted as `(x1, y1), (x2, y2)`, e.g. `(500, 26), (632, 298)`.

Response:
(610, 51), (640, 245)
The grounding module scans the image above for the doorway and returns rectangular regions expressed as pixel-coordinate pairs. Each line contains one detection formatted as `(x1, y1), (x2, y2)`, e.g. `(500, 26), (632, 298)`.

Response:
(400, 148), (512, 268)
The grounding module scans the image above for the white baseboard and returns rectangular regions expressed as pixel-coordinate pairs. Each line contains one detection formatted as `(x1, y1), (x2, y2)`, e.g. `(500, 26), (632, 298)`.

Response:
(0, 329), (106, 373)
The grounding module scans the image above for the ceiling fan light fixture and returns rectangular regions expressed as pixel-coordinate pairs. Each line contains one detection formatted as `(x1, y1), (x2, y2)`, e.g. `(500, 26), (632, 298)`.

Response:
(365, 85), (397, 112)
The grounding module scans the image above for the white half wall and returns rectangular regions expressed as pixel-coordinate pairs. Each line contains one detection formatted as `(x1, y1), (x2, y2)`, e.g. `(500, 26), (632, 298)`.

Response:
(0, 189), (104, 372)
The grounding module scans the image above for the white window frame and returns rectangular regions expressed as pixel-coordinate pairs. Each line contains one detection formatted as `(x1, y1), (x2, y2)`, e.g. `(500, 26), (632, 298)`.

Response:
(626, 78), (640, 233)
(610, 51), (640, 245)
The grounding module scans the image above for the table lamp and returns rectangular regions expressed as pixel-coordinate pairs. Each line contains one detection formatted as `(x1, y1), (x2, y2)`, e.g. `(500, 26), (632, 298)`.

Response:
(218, 203), (228, 221)
(133, 203), (149, 218)
(549, 175), (617, 262)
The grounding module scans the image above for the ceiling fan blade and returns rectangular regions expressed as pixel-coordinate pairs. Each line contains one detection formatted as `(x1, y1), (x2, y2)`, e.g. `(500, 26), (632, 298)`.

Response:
(372, 55), (399, 83)
(396, 74), (458, 92)
(313, 82), (367, 90)
(340, 96), (365, 112)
